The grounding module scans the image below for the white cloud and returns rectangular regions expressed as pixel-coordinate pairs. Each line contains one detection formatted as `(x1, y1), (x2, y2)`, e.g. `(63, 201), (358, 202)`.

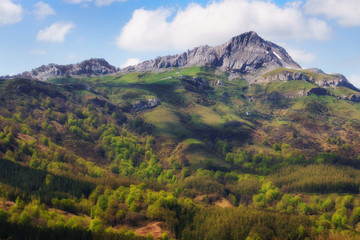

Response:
(64, 0), (92, 4)
(305, 0), (360, 27)
(37, 22), (75, 43)
(0, 0), (22, 26)
(95, 0), (127, 7)
(121, 58), (140, 68)
(349, 75), (360, 89)
(66, 54), (78, 61)
(64, 0), (126, 6)
(117, 0), (332, 52)
(287, 48), (316, 66)
(33, 2), (55, 20)
(29, 49), (47, 55)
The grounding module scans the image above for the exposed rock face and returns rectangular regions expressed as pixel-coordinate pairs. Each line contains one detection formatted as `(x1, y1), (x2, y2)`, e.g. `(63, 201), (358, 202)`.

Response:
(133, 98), (161, 112)
(181, 76), (213, 93)
(21, 58), (117, 81)
(258, 71), (309, 83)
(307, 87), (327, 96)
(121, 31), (301, 74)
(258, 69), (358, 91)
(314, 74), (357, 90)
(349, 94), (360, 102)
(210, 80), (223, 86)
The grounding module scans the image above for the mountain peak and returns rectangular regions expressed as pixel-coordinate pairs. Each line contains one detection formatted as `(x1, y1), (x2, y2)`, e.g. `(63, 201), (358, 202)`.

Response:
(230, 31), (261, 44)
(21, 58), (117, 81)
(122, 31), (301, 75)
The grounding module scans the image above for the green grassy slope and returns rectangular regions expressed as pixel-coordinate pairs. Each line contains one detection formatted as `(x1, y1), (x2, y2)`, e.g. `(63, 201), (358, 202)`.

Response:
(1, 66), (360, 239)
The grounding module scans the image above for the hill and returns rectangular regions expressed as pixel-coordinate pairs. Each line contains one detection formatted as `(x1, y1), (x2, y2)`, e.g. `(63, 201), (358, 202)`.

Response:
(1, 32), (360, 239)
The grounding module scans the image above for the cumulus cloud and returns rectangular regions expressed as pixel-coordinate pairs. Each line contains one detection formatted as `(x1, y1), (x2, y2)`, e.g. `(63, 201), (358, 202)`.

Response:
(287, 48), (316, 66)
(29, 49), (47, 55)
(64, 0), (126, 6)
(349, 75), (360, 89)
(116, 0), (332, 52)
(121, 58), (140, 68)
(37, 22), (75, 43)
(305, 0), (360, 27)
(0, 0), (22, 26)
(33, 2), (55, 20)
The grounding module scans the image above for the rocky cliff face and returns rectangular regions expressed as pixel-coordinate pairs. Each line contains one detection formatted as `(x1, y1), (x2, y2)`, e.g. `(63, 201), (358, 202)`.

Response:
(121, 31), (301, 74)
(21, 58), (117, 81)
(258, 69), (358, 91)
(133, 98), (161, 112)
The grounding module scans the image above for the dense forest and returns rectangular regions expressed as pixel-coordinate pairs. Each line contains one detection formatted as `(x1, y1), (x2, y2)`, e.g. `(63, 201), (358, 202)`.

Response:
(1, 65), (360, 239)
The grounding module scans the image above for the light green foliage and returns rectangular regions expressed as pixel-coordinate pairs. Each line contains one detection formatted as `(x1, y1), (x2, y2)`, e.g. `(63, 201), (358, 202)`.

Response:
(318, 197), (335, 212)
(332, 213), (348, 229)
(89, 217), (105, 232)
(276, 194), (302, 213)
(19, 211), (31, 225)
(351, 207), (360, 225)
(253, 182), (281, 208)
(298, 203), (313, 215)
(66, 216), (87, 229)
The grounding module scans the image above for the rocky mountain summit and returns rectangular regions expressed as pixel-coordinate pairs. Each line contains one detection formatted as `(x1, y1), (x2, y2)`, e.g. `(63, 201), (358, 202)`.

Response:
(121, 31), (301, 74)
(5, 31), (357, 92)
(21, 58), (117, 81)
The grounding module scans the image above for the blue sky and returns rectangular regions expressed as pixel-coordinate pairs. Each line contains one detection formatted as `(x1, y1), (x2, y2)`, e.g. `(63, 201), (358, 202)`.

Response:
(1, 0), (360, 87)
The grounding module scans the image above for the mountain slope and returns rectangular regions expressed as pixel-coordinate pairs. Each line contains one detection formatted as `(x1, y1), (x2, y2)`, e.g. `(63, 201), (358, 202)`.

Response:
(9, 31), (358, 93)
(2, 31), (360, 239)
(122, 31), (301, 74)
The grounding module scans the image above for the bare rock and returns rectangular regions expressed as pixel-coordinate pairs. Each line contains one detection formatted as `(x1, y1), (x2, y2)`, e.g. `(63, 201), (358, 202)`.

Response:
(133, 98), (161, 112)
(21, 58), (117, 81)
(210, 80), (223, 86)
(121, 31), (301, 74)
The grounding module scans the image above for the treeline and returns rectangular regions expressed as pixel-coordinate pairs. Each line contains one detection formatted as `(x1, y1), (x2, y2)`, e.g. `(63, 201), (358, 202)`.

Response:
(181, 206), (312, 240)
(0, 158), (95, 201)
(0, 218), (147, 240)
(269, 164), (360, 193)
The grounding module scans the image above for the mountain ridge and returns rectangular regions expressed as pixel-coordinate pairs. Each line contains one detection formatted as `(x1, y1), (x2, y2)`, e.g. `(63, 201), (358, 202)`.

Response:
(20, 58), (117, 81)
(3, 31), (358, 91)
(122, 31), (301, 74)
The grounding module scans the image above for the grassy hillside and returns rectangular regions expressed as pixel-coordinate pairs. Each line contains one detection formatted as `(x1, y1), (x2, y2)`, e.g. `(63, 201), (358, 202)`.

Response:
(1, 66), (360, 239)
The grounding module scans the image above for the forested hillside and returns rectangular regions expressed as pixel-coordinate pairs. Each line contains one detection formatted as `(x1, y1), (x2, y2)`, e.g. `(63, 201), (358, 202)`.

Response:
(1, 62), (360, 240)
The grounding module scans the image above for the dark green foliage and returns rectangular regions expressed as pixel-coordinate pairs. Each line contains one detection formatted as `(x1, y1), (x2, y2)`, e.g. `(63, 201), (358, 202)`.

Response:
(0, 220), (146, 240)
(181, 207), (312, 240)
(0, 158), (95, 199)
(270, 164), (360, 193)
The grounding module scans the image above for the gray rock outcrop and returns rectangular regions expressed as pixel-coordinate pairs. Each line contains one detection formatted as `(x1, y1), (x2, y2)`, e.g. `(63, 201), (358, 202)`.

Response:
(258, 71), (309, 83)
(21, 58), (117, 81)
(314, 74), (357, 90)
(121, 31), (301, 74)
(133, 98), (161, 112)
(257, 69), (358, 91)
